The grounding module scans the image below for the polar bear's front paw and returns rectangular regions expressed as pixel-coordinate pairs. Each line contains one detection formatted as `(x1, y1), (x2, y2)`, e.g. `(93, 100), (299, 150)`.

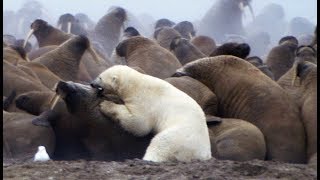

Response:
(99, 100), (117, 116)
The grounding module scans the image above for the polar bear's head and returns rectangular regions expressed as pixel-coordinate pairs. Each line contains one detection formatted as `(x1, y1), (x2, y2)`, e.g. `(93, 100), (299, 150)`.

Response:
(90, 65), (138, 96)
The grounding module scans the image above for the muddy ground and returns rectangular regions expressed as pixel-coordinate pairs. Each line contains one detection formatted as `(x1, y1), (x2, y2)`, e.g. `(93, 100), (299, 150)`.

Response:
(3, 157), (317, 180)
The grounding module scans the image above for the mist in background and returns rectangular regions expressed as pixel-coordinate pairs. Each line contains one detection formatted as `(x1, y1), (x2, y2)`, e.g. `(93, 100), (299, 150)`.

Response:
(3, 0), (317, 24)
(3, 0), (317, 58)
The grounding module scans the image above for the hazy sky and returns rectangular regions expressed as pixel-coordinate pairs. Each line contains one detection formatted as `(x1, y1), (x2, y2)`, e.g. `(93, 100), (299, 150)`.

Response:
(3, 0), (317, 24)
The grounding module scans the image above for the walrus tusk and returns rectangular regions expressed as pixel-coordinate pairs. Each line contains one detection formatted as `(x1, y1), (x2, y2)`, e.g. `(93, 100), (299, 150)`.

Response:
(188, 32), (193, 39)
(239, 2), (245, 12)
(49, 83), (60, 110)
(49, 93), (60, 110)
(248, 3), (255, 20)
(291, 63), (298, 86)
(84, 23), (88, 30)
(88, 46), (100, 64)
(57, 23), (62, 30)
(25, 56), (30, 62)
(23, 29), (34, 48)
(67, 22), (72, 34)
(14, 58), (19, 66)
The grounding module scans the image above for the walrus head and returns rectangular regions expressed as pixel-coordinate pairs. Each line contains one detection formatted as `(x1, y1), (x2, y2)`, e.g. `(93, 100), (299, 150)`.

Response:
(291, 60), (317, 86)
(154, 18), (175, 29)
(56, 81), (123, 115)
(294, 45), (317, 64)
(23, 19), (51, 48)
(57, 13), (75, 34)
(123, 27), (140, 38)
(108, 6), (127, 23)
(210, 42), (251, 59)
(279, 36), (299, 46)
(173, 21), (196, 40)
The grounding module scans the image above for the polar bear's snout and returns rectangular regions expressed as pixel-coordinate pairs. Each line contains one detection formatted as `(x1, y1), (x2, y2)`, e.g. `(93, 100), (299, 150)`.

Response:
(90, 78), (104, 96)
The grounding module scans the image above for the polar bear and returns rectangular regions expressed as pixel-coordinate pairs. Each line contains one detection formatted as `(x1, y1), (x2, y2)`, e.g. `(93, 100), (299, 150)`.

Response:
(90, 65), (212, 162)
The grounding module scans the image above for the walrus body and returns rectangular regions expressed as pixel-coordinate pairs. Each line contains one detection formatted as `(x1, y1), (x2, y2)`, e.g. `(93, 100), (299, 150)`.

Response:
(174, 56), (307, 163)
(115, 36), (182, 79)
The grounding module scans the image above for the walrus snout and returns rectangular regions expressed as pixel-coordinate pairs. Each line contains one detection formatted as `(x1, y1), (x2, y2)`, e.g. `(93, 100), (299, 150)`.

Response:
(56, 81), (76, 99)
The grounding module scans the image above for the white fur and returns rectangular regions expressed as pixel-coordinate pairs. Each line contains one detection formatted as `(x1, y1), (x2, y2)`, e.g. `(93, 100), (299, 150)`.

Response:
(98, 65), (212, 162)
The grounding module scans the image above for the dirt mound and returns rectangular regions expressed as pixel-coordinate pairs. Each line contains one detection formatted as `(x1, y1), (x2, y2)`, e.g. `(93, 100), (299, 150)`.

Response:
(3, 158), (317, 179)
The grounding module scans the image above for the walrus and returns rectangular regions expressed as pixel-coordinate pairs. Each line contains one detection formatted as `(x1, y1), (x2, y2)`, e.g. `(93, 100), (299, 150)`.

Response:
(190, 35), (217, 56)
(294, 45), (317, 64)
(4, 45), (29, 65)
(57, 13), (88, 35)
(16, 90), (92, 160)
(27, 81), (153, 161)
(93, 6), (127, 57)
(110, 26), (141, 65)
(3, 60), (50, 97)
(245, 56), (263, 66)
(173, 56), (307, 163)
(207, 116), (266, 161)
(153, 27), (181, 50)
(27, 45), (95, 83)
(3, 91), (17, 111)
(23, 19), (72, 48)
(210, 42), (251, 59)
(32, 35), (99, 82)
(265, 36), (299, 80)
(170, 37), (206, 65)
(198, 0), (254, 43)
(173, 21), (196, 40)
(122, 26), (140, 39)
(115, 36), (182, 79)
(75, 13), (96, 31)
(277, 58), (317, 163)
(245, 56), (275, 79)
(165, 76), (265, 162)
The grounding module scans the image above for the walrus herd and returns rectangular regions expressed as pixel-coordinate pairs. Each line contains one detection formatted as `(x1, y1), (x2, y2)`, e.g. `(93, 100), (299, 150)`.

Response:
(3, 0), (317, 168)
